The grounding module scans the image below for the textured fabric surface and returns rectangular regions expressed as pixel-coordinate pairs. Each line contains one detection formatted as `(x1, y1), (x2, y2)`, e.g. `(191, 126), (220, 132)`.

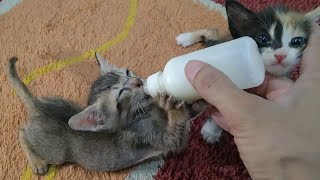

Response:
(155, 113), (249, 180)
(1, 0), (319, 179)
(0, 0), (228, 179)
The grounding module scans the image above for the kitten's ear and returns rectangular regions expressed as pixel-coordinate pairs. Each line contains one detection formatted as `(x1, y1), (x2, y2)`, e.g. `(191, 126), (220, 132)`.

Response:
(68, 104), (107, 132)
(225, 0), (257, 37)
(305, 7), (320, 23)
(95, 52), (114, 75)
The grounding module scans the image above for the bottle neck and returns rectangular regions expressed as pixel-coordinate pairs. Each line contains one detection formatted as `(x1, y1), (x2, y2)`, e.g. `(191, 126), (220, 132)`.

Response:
(157, 72), (165, 94)
(144, 71), (165, 97)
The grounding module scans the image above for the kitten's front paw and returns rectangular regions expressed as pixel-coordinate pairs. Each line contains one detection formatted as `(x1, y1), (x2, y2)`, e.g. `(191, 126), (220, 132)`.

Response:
(176, 32), (196, 47)
(31, 159), (49, 175)
(191, 99), (209, 113)
(156, 94), (185, 111)
(201, 119), (222, 144)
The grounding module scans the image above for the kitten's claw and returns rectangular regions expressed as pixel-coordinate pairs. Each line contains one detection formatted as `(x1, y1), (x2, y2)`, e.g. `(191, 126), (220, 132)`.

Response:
(201, 119), (222, 144)
(176, 101), (185, 109)
(156, 94), (185, 110)
(176, 32), (197, 47)
(156, 93), (166, 108)
(166, 95), (185, 110)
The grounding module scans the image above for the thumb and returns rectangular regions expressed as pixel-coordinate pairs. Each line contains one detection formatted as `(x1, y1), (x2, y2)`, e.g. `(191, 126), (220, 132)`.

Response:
(185, 60), (256, 113)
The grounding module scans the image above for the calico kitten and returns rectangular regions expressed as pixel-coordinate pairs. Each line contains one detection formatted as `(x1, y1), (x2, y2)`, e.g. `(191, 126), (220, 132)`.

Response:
(8, 56), (192, 175)
(178, 0), (320, 76)
(176, 0), (320, 143)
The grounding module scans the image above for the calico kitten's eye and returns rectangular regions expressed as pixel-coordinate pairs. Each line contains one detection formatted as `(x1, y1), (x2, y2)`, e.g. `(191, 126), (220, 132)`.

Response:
(290, 37), (306, 47)
(125, 68), (131, 77)
(257, 35), (271, 45)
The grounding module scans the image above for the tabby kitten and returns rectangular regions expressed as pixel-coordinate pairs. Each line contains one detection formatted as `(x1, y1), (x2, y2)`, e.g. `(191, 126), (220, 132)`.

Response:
(176, 0), (320, 143)
(8, 56), (192, 175)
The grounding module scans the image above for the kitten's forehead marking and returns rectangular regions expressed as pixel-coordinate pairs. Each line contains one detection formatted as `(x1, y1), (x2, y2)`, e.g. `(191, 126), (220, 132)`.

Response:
(275, 11), (308, 50)
(276, 11), (305, 28)
(269, 23), (276, 39)
(276, 12), (308, 37)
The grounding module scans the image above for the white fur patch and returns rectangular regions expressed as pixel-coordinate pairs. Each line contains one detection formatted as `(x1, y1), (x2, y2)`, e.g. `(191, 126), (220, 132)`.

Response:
(269, 23), (276, 39)
(201, 118), (222, 144)
(192, 0), (227, 18)
(176, 28), (218, 47)
(176, 32), (197, 47)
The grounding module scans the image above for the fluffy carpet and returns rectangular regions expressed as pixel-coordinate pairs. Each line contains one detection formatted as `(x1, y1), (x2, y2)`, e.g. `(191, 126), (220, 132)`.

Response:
(0, 0), (319, 179)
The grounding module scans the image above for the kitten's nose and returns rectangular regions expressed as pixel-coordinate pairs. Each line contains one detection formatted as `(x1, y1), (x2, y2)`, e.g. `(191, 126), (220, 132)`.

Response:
(275, 54), (286, 64)
(129, 78), (143, 88)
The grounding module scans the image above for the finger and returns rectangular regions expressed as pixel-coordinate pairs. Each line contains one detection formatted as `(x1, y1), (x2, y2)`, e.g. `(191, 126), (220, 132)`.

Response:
(211, 112), (231, 132)
(246, 74), (293, 101)
(185, 60), (256, 112)
(205, 106), (231, 132)
(299, 24), (320, 80)
(266, 79), (292, 101)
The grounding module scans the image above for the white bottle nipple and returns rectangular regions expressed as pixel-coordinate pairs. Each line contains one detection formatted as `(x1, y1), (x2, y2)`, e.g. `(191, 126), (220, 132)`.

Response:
(143, 72), (164, 97)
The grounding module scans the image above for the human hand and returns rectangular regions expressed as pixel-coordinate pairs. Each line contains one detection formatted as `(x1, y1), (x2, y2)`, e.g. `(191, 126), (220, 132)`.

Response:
(185, 24), (320, 180)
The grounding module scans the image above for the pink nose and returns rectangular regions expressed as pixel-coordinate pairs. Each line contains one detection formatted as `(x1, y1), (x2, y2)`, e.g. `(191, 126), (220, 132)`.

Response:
(275, 54), (286, 63)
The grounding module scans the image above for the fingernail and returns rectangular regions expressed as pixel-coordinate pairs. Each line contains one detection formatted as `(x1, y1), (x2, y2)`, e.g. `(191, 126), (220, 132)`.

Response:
(185, 60), (205, 81)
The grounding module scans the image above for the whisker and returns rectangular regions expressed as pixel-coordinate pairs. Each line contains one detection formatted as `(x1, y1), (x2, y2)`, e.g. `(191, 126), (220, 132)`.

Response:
(259, 12), (269, 28)
(139, 100), (147, 114)
(137, 101), (143, 121)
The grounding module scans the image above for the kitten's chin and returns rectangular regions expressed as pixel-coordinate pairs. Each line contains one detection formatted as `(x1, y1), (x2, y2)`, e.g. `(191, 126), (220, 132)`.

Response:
(134, 91), (151, 102)
(265, 64), (292, 76)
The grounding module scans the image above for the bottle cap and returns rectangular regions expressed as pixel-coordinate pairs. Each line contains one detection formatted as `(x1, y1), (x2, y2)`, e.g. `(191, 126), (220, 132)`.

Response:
(143, 72), (162, 97)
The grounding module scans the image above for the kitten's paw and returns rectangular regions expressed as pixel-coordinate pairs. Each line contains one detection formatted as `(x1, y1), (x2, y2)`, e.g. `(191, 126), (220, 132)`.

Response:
(191, 99), (209, 113)
(176, 32), (197, 47)
(31, 159), (49, 175)
(167, 96), (185, 110)
(201, 119), (222, 144)
(156, 94), (185, 111)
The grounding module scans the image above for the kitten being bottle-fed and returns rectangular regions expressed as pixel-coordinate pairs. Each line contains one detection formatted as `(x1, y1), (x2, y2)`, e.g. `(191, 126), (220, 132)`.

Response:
(143, 36), (265, 101)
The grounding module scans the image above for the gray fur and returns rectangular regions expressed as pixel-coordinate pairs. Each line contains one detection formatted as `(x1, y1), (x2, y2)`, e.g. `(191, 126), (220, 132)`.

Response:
(8, 56), (193, 175)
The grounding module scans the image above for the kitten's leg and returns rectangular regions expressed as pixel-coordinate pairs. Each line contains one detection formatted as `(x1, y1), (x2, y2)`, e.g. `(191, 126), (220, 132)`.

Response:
(189, 100), (223, 143)
(201, 38), (223, 47)
(201, 118), (223, 144)
(19, 129), (49, 175)
(155, 94), (191, 151)
(176, 28), (219, 47)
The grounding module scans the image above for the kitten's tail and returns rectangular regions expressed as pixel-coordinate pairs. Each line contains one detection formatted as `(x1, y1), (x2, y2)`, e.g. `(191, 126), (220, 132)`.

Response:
(7, 57), (40, 110)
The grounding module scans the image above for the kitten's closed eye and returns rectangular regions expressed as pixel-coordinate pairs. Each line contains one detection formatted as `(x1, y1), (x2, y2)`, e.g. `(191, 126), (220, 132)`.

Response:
(116, 88), (132, 102)
(125, 68), (131, 77)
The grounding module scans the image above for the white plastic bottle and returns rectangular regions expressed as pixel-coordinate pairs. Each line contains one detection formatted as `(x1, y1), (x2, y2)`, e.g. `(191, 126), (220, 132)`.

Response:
(143, 36), (265, 101)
